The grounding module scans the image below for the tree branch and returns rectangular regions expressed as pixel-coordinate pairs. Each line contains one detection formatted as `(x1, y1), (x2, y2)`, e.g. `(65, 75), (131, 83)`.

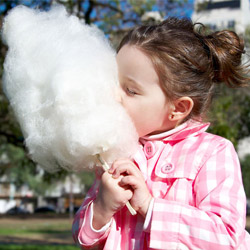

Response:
(85, 0), (94, 24)
(95, 1), (123, 15)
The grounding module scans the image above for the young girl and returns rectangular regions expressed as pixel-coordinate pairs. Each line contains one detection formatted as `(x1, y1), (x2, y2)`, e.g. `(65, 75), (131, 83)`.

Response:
(72, 17), (250, 249)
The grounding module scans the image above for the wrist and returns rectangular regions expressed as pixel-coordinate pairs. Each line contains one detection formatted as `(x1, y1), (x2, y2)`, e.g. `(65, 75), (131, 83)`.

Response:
(139, 195), (153, 217)
(92, 198), (114, 230)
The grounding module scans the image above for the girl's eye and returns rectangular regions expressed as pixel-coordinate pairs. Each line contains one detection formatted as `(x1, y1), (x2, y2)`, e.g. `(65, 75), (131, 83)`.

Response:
(126, 87), (137, 96)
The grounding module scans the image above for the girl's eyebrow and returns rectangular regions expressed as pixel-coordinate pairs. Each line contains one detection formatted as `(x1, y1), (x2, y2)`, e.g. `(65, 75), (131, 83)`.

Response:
(124, 76), (143, 89)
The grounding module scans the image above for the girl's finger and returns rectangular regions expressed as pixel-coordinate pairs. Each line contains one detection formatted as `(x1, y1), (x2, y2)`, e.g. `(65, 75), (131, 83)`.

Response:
(112, 163), (139, 179)
(124, 189), (133, 201)
(109, 159), (137, 175)
(109, 158), (134, 174)
(120, 175), (139, 189)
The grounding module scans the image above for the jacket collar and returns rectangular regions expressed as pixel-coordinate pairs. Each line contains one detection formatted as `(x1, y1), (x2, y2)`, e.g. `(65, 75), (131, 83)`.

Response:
(140, 120), (210, 143)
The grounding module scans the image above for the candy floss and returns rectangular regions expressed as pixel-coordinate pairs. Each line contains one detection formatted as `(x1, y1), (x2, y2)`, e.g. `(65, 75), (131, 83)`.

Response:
(2, 5), (139, 173)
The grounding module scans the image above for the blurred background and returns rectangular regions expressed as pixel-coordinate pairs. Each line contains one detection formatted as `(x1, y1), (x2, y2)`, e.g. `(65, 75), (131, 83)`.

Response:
(0, 0), (250, 249)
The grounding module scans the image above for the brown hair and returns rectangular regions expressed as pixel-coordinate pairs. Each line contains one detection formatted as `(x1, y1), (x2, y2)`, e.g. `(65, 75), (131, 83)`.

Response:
(117, 17), (249, 121)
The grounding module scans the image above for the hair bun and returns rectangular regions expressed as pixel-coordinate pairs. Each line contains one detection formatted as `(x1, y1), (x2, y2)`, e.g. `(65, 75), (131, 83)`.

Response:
(202, 30), (246, 87)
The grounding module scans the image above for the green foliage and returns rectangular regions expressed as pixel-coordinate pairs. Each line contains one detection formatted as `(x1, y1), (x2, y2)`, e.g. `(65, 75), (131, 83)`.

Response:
(77, 170), (95, 193)
(208, 90), (238, 146)
(241, 155), (250, 198)
(237, 95), (250, 139)
(208, 85), (250, 198)
(129, 0), (156, 16)
(244, 25), (250, 48)
(208, 85), (250, 147)
(0, 143), (59, 195)
(195, 1), (208, 13)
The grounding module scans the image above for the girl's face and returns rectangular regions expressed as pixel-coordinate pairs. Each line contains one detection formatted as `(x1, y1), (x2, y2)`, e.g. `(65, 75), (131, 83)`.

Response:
(116, 45), (175, 137)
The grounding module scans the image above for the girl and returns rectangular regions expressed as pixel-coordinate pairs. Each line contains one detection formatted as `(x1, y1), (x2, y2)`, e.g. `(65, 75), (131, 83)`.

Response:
(72, 17), (250, 249)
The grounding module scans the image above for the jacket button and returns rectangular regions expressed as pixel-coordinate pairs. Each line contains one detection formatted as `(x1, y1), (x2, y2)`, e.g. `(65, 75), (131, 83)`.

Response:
(143, 141), (156, 159)
(161, 162), (174, 174)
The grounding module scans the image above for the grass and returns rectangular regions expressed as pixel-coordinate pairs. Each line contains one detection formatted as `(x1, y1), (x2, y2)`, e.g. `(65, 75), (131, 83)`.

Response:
(0, 244), (79, 250)
(0, 219), (72, 236)
(0, 216), (79, 249)
(0, 214), (249, 250)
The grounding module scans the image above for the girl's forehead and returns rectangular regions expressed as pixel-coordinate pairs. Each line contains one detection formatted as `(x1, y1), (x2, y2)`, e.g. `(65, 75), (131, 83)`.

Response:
(117, 46), (160, 88)
(117, 46), (156, 73)
(117, 45), (149, 63)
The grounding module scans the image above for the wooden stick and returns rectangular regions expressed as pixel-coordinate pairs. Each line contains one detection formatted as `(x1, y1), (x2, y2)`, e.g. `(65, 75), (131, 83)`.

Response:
(96, 154), (137, 216)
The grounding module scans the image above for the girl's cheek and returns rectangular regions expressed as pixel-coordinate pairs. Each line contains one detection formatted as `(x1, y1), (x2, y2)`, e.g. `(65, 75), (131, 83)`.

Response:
(121, 98), (131, 112)
(127, 104), (137, 118)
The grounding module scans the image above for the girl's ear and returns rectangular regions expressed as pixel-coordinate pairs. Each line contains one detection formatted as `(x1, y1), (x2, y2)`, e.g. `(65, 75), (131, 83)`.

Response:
(168, 97), (194, 122)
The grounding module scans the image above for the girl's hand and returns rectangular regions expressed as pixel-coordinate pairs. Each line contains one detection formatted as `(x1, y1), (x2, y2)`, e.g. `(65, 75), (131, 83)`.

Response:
(109, 159), (152, 217)
(93, 170), (133, 230)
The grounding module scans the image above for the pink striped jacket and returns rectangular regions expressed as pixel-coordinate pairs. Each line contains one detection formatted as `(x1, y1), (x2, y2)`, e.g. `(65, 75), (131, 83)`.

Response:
(72, 120), (250, 249)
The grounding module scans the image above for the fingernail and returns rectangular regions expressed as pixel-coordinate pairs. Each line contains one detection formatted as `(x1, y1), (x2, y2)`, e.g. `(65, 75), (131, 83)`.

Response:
(112, 173), (117, 178)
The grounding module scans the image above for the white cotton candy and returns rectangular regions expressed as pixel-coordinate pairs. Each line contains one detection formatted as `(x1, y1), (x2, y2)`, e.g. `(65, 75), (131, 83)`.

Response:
(2, 5), (139, 172)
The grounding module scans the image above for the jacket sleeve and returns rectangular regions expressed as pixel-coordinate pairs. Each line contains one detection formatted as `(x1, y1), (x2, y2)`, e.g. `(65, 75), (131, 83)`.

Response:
(147, 139), (249, 249)
(72, 175), (111, 249)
